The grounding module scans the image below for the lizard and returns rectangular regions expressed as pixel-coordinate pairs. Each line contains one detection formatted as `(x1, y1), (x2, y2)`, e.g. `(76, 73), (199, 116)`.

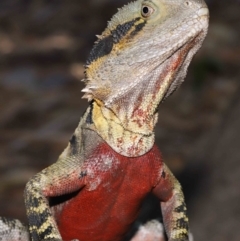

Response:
(0, 0), (209, 240)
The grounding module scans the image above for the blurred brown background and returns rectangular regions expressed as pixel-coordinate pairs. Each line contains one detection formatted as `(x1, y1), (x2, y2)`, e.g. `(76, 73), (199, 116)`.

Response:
(0, 0), (239, 240)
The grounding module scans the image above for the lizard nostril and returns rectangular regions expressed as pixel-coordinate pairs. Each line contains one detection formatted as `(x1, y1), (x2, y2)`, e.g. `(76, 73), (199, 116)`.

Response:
(184, 1), (192, 7)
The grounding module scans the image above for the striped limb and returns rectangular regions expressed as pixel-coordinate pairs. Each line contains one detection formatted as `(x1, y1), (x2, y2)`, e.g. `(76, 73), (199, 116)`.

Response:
(153, 163), (189, 241)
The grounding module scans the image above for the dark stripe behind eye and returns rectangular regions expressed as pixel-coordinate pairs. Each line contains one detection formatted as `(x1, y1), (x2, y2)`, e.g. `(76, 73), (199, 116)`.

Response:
(86, 35), (114, 65)
(130, 21), (146, 37)
(86, 18), (143, 65)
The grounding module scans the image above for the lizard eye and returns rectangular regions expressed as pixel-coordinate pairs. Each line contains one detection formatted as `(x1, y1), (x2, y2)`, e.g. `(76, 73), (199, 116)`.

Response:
(141, 5), (154, 18)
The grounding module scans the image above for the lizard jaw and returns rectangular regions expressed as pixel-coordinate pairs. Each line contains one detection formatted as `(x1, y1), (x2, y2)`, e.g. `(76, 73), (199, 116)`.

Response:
(109, 26), (208, 136)
(159, 32), (205, 103)
(89, 33), (206, 158)
(160, 6), (209, 102)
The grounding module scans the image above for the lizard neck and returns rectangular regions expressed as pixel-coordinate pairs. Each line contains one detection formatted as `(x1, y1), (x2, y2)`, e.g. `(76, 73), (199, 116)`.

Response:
(89, 100), (155, 157)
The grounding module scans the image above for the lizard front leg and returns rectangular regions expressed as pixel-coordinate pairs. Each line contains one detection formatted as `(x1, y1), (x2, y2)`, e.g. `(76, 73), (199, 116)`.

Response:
(153, 163), (189, 241)
(24, 145), (84, 241)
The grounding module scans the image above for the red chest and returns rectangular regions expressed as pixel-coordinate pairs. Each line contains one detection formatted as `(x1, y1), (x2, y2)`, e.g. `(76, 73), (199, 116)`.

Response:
(57, 143), (163, 241)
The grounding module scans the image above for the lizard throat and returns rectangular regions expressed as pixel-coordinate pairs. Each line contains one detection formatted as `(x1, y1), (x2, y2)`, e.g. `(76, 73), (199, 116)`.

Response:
(90, 100), (155, 157)
(85, 36), (200, 159)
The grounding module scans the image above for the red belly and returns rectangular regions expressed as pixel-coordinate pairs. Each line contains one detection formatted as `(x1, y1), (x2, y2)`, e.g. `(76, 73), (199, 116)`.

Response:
(57, 143), (163, 241)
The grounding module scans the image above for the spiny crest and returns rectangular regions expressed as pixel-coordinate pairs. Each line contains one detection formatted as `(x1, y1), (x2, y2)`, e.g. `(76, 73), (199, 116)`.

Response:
(82, 84), (112, 102)
(82, 59), (113, 102)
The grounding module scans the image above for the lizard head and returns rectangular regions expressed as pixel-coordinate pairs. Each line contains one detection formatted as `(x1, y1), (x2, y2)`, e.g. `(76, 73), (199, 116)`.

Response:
(83, 0), (209, 156)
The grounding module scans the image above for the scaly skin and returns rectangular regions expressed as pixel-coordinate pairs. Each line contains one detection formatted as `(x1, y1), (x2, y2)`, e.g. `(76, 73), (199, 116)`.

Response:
(58, 143), (163, 241)
(0, 0), (209, 240)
